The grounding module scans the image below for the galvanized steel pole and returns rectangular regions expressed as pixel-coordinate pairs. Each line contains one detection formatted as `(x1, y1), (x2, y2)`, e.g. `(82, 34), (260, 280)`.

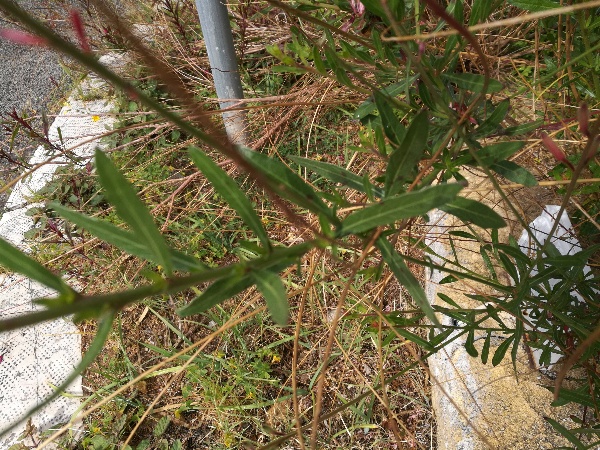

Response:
(194, 0), (247, 145)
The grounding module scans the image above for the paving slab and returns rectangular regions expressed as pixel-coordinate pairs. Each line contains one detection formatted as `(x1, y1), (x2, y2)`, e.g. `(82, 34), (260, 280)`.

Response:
(0, 54), (119, 448)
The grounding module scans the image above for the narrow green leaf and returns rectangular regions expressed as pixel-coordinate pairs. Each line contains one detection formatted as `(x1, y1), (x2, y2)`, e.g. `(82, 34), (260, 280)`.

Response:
(430, 328), (454, 348)
(253, 269), (289, 326)
(360, 0), (388, 22)
(312, 47), (326, 74)
(0, 238), (72, 297)
(289, 156), (383, 198)
(439, 197), (506, 228)
(177, 275), (253, 317)
(239, 147), (336, 223)
(354, 78), (418, 120)
(507, 0), (560, 12)
(511, 317), (524, 370)
(378, 237), (440, 327)
(442, 73), (503, 94)
(395, 328), (434, 351)
(374, 124), (388, 155)
(177, 255), (301, 317)
(480, 245), (498, 279)
(551, 386), (597, 408)
(388, 0), (405, 21)
(477, 141), (525, 165)
(95, 149), (173, 275)
(374, 91), (405, 145)
(340, 40), (375, 65)
(340, 184), (463, 235)
(52, 204), (205, 272)
(437, 293), (461, 308)
(469, 0), (495, 25)
(491, 160), (538, 186)
(354, 99), (377, 121)
(189, 147), (270, 249)
(474, 99), (510, 137)
(418, 81), (436, 110)
(448, 230), (478, 240)
(465, 329), (479, 357)
(492, 335), (514, 366)
(544, 418), (587, 450)
(498, 252), (519, 283)
(271, 65), (308, 74)
(502, 119), (544, 136)
(481, 331), (491, 364)
(385, 110), (429, 196)
(371, 29), (385, 61)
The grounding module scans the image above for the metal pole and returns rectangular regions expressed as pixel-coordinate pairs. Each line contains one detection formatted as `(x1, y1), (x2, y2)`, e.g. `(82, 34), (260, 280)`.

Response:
(194, 0), (248, 145)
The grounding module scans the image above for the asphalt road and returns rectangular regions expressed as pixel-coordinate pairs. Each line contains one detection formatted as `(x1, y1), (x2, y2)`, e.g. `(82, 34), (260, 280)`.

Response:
(0, 1), (71, 209)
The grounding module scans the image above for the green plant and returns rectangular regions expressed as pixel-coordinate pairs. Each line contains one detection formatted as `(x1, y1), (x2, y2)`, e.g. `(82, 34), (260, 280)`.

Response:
(0, 0), (599, 448)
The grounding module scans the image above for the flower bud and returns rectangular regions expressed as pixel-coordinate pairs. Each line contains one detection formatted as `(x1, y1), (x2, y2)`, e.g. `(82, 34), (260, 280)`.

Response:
(541, 133), (575, 171)
(0, 29), (47, 47)
(578, 102), (590, 137)
(70, 10), (91, 53)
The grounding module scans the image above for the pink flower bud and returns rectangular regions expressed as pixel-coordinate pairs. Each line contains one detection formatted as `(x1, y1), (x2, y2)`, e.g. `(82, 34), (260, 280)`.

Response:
(70, 10), (91, 53)
(578, 102), (590, 137)
(0, 28), (47, 47)
(349, 0), (365, 16)
(541, 133), (575, 171)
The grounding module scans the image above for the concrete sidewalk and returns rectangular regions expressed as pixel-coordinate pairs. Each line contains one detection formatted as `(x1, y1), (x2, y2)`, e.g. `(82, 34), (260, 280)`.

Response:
(0, 54), (119, 448)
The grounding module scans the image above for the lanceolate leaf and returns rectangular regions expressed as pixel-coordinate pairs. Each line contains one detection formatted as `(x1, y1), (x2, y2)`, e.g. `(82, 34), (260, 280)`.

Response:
(353, 77), (418, 120)
(95, 149), (173, 275)
(378, 237), (440, 327)
(189, 147), (270, 249)
(481, 331), (491, 364)
(442, 73), (503, 94)
(385, 110), (429, 196)
(465, 329), (479, 357)
(469, 0), (496, 25)
(439, 197), (507, 228)
(395, 328), (434, 351)
(477, 141), (525, 166)
(239, 147), (337, 223)
(177, 256), (301, 317)
(52, 204), (206, 272)
(544, 418), (587, 450)
(0, 238), (73, 298)
(339, 184), (463, 235)
(507, 0), (560, 11)
(177, 275), (253, 317)
(474, 99), (510, 137)
(289, 156), (383, 197)
(374, 91), (405, 145)
(502, 119), (544, 136)
(491, 160), (538, 186)
(253, 269), (289, 325)
(492, 335), (514, 366)
(551, 386), (597, 408)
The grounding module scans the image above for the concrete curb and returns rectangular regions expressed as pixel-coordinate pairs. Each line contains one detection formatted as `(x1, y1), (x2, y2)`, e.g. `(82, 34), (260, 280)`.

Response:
(425, 172), (582, 449)
(0, 54), (120, 448)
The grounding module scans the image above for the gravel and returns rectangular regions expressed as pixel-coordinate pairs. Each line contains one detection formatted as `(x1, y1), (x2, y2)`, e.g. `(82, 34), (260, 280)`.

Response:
(0, 1), (74, 210)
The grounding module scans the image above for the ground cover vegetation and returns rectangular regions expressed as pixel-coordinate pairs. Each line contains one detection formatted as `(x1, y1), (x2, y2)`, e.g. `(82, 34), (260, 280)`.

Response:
(0, 0), (599, 448)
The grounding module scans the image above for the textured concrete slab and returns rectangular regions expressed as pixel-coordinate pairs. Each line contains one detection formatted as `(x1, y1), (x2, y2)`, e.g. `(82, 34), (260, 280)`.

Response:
(0, 54), (119, 448)
(425, 171), (582, 449)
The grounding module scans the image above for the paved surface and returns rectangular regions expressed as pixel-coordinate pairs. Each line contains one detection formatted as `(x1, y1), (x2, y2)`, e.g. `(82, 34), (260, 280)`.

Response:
(0, 56), (119, 448)
(0, 1), (72, 208)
